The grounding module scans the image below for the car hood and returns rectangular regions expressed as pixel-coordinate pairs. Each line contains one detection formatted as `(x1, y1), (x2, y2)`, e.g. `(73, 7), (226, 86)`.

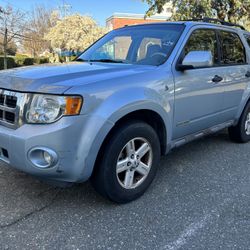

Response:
(0, 62), (154, 94)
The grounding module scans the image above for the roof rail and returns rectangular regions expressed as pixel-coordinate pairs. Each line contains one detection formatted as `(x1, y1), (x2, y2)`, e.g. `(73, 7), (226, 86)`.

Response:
(183, 17), (245, 30)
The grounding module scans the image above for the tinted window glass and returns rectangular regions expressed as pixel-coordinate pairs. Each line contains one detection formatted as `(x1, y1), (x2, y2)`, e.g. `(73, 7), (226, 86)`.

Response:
(183, 29), (219, 65)
(220, 31), (246, 65)
(79, 24), (184, 66)
(91, 36), (132, 61)
(244, 35), (250, 47)
(137, 37), (162, 61)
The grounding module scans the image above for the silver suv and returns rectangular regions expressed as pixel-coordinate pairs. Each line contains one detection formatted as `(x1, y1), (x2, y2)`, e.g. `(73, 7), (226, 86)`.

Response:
(0, 18), (250, 203)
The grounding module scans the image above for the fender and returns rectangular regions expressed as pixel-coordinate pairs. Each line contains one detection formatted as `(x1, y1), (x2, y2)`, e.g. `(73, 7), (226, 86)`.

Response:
(235, 85), (250, 122)
(96, 87), (171, 123)
(80, 87), (173, 181)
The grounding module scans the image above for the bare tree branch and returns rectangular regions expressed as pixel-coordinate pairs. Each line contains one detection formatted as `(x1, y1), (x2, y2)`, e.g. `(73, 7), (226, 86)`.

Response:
(0, 4), (27, 69)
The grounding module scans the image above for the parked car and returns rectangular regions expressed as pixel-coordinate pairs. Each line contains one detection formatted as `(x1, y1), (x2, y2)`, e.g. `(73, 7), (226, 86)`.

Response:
(0, 18), (250, 203)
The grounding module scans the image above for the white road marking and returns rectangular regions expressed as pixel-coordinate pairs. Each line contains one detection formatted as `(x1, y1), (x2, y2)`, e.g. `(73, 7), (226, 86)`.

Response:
(163, 214), (211, 250)
(162, 198), (231, 250)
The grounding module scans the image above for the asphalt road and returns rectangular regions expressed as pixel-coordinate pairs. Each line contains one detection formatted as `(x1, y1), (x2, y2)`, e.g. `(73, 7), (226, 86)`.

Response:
(0, 130), (250, 250)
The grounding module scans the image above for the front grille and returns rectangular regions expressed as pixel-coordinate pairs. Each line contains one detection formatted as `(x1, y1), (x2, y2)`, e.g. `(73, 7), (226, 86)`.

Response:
(0, 89), (25, 129)
(0, 95), (4, 105)
(6, 96), (17, 108)
(5, 111), (15, 123)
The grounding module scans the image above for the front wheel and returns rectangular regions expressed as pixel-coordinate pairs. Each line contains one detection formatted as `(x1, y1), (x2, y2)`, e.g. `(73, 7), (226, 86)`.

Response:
(228, 102), (250, 143)
(91, 121), (161, 203)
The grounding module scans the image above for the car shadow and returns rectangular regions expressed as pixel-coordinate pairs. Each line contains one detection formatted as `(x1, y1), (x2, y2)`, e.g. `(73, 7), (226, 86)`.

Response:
(0, 130), (240, 227)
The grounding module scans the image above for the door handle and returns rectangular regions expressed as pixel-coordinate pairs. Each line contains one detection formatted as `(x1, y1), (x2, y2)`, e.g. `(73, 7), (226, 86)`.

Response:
(246, 71), (250, 78)
(212, 75), (223, 83)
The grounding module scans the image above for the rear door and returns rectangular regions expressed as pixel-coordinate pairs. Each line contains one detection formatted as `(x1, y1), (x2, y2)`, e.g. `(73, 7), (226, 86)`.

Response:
(218, 30), (250, 120)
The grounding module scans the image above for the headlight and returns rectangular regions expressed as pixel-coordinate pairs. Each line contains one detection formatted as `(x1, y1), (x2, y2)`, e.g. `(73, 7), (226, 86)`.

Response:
(26, 94), (82, 124)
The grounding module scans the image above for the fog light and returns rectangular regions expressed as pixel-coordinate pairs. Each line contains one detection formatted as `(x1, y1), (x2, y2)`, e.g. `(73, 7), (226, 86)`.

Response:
(28, 147), (58, 169)
(43, 151), (52, 165)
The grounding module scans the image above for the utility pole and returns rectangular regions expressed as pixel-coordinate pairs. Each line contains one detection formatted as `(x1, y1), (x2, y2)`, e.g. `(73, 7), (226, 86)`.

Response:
(59, 0), (72, 18)
(3, 27), (7, 70)
(58, 1), (72, 61)
(0, 7), (4, 69)
(0, 6), (9, 70)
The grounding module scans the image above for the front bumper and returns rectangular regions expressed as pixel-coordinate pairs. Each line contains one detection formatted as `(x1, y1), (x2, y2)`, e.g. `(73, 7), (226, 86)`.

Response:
(0, 115), (113, 183)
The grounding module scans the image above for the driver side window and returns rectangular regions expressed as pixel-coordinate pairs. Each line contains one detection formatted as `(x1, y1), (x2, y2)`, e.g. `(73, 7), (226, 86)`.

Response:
(184, 29), (219, 66)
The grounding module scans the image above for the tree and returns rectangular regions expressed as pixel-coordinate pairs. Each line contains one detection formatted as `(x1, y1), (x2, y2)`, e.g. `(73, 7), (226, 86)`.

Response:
(22, 7), (59, 57)
(143, 0), (250, 26)
(0, 5), (26, 69)
(171, 0), (212, 20)
(44, 14), (107, 53)
(143, 0), (169, 16)
(0, 36), (17, 55)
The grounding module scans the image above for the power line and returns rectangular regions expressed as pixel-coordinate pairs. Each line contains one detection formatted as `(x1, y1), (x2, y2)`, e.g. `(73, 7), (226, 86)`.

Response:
(0, 0), (60, 16)
(0, 2), (44, 34)
(0, 30), (46, 42)
(0, 0), (29, 14)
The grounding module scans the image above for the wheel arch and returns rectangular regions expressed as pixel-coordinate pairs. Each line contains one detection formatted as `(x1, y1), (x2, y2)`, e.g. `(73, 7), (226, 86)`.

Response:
(89, 108), (170, 181)
(103, 109), (167, 155)
(236, 93), (250, 122)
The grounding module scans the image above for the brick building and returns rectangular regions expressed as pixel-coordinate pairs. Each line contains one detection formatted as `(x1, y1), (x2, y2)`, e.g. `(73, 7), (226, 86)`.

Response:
(106, 4), (172, 30)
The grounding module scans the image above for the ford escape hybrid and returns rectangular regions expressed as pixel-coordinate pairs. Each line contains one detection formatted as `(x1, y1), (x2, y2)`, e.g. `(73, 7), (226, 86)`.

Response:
(0, 18), (250, 203)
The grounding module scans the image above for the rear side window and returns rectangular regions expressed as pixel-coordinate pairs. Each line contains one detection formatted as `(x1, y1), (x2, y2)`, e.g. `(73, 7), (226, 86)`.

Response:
(219, 31), (246, 65)
(183, 29), (219, 65)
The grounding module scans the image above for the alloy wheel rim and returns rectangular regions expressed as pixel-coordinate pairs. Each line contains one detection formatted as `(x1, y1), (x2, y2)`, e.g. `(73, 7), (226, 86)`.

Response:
(245, 112), (250, 135)
(116, 137), (153, 189)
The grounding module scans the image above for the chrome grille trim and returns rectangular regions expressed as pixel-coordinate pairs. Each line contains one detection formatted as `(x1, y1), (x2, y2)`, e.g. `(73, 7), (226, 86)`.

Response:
(0, 89), (29, 129)
(0, 104), (16, 113)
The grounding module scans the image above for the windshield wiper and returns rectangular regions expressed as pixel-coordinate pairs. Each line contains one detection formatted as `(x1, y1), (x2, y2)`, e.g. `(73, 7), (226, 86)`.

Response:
(75, 58), (88, 62)
(75, 58), (126, 64)
(88, 59), (125, 63)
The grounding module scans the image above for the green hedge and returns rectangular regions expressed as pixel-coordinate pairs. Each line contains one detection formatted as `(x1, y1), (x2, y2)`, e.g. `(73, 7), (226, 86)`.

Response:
(0, 57), (16, 70)
(34, 57), (49, 64)
(23, 57), (35, 66)
(14, 54), (28, 66)
(0, 55), (50, 70)
(58, 55), (77, 63)
(0, 54), (78, 70)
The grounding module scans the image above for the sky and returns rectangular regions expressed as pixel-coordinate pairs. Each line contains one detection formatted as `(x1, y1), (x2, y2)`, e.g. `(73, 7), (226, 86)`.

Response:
(0, 0), (150, 26)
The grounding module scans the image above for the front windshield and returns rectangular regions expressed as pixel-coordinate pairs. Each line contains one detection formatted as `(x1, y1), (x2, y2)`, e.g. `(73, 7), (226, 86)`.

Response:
(78, 24), (184, 66)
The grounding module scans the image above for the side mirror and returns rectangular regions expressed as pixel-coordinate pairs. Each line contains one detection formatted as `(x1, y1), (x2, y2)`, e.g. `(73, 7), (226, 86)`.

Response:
(177, 51), (213, 71)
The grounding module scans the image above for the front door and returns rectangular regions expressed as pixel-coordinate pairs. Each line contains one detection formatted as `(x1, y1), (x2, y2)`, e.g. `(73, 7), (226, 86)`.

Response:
(172, 28), (225, 139)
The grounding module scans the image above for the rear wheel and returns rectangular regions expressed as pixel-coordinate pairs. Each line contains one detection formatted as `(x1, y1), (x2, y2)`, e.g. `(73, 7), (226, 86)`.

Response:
(228, 102), (250, 143)
(91, 121), (161, 203)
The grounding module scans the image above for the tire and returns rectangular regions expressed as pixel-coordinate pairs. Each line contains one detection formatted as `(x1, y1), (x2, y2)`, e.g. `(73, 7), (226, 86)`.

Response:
(91, 121), (161, 203)
(228, 101), (250, 143)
